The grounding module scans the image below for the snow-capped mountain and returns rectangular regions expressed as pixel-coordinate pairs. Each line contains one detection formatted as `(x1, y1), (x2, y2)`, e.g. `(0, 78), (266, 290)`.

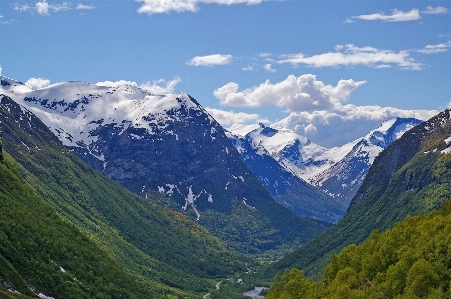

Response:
(0, 76), (330, 253)
(231, 118), (422, 206)
(227, 128), (347, 223)
(309, 118), (423, 203)
(0, 76), (250, 214)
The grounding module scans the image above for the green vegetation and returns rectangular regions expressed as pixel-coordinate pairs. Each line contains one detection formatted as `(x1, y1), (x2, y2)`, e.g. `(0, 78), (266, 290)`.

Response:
(265, 199), (451, 298)
(260, 110), (451, 280)
(0, 152), (155, 298)
(0, 95), (245, 297)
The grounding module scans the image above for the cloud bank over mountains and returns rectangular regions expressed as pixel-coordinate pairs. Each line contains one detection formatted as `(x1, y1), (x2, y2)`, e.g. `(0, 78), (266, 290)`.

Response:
(213, 74), (366, 112)
(271, 105), (438, 148)
(211, 74), (437, 147)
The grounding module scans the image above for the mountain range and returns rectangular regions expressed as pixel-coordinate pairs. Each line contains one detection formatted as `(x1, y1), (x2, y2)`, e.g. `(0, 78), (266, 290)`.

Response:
(2, 74), (450, 298)
(227, 117), (422, 223)
(0, 76), (330, 255)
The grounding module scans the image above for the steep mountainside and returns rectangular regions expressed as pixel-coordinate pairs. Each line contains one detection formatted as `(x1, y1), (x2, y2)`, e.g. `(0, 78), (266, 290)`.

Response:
(260, 109), (451, 279)
(0, 152), (155, 299)
(234, 119), (421, 206)
(227, 129), (346, 223)
(265, 199), (451, 299)
(0, 94), (246, 297)
(0, 77), (330, 254)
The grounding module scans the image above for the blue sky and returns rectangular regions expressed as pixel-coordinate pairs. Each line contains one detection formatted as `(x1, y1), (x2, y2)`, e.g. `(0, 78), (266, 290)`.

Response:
(1, 0), (450, 147)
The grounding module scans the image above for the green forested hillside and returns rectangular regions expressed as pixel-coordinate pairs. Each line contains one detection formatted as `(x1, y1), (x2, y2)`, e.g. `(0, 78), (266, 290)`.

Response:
(0, 152), (155, 298)
(261, 109), (451, 280)
(265, 199), (451, 298)
(0, 95), (244, 297)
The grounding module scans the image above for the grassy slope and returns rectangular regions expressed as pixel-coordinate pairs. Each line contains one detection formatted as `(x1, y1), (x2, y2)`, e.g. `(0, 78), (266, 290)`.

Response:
(0, 152), (155, 299)
(260, 109), (451, 280)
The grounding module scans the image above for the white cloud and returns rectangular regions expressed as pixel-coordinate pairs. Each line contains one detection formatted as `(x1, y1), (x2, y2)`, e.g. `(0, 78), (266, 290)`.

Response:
(242, 65), (256, 71)
(417, 41), (451, 54)
(343, 18), (354, 23)
(36, 1), (50, 15)
(139, 76), (182, 94)
(277, 44), (422, 70)
(205, 107), (268, 125)
(422, 6), (448, 14)
(353, 8), (421, 22)
(76, 4), (96, 10)
(187, 54), (233, 67)
(272, 105), (438, 147)
(12, 1), (72, 15)
(0, 65), (2, 75)
(95, 77), (181, 94)
(263, 64), (276, 73)
(25, 77), (51, 90)
(95, 80), (139, 88)
(50, 2), (71, 12)
(213, 74), (366, 112)
(136, 0), (262, 15)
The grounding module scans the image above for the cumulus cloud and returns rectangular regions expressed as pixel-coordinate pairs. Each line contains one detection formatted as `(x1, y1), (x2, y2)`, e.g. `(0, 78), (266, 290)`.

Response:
(352, 8), (421, 22)
(136, 0), (262, 15)
(95, 80), (139, 88)
(417, 41), (451, 54)
(205, 107), (268, 125)
(277, 44), (422, 70)
(76, 4), (96, 10)
(36, 1), (50, 14)
(25, 77), (51, 90)
(422, 6), (448, 14)
(13, 1), (72, 15)
(263, 64), (276, 73)
(95, 77), (181, 94)
(214, 74), (366, 112)
(187, 54), (233, 67)
(139, 76), (182, 94)
(272, 105), (438, 147)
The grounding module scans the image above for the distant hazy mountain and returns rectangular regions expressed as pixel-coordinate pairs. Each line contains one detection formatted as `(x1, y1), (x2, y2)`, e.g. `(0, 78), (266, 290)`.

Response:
(0, 76), (330, 254)
(262, 108), (451, 278)
(231, 119), (422, 208)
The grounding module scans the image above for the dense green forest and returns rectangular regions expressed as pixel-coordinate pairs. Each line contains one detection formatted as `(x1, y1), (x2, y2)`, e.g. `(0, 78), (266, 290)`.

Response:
(265, 198), (451, 298)
(0, 95), (244, 297)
